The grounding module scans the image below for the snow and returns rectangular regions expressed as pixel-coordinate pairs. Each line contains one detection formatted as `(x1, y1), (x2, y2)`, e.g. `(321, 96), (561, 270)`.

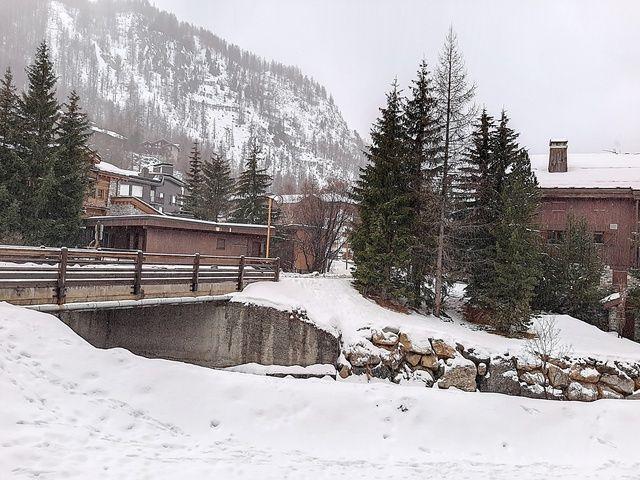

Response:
(225, 363), (336, 377)
(94, 160), (142, 178)
(233, 276), (640, 362)
(530, 152), (640, 189)
(2, 302), (640, 479)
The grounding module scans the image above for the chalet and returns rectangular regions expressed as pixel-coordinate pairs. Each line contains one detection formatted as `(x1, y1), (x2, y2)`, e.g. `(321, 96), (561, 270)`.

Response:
(140, 139), (180, 164)
(531, 140), (640, 288)
(85, 214), (273, 257)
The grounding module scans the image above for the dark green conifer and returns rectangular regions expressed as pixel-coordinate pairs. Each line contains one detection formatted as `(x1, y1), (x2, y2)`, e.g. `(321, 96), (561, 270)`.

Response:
(202, 152), (235, 221)
(230, 140), (272, 224)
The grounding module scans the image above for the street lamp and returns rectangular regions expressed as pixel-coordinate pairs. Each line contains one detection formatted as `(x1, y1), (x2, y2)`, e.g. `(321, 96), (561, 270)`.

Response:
(265, 194), (282, 258)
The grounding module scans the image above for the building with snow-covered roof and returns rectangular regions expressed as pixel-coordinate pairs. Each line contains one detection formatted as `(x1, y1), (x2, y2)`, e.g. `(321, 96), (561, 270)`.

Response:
(532, 140), (640, 296)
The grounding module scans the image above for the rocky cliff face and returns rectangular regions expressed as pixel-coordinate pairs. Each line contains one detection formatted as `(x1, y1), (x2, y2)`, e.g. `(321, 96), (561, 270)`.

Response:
(0, 0), (365, 188)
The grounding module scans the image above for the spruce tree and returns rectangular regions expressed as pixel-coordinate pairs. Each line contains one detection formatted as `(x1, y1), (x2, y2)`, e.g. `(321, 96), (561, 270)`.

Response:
(459, 110), (496, 309)
(490, 148), (540, 333)
(533, 215), (606, 324)
(35, 90), (92, 246)
(202, 152), (235, 221)
(0, 67), (22, 243)
(182, 140), (206, 218)
(230, 140), (272, 224)
(402, 60), (441, 307)
(433, 28), (476, 316)
(351, 81), (414, 302)
(17, 41), (61, 244)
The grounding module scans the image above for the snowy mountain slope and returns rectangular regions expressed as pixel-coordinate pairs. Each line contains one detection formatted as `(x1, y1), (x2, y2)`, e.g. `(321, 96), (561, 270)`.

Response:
(2, 302), (640, 479)
(0, 0), (365, 187)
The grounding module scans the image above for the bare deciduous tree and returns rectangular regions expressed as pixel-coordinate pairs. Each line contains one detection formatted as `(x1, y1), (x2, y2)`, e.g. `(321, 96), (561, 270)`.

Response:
(288, 180), (353, 273)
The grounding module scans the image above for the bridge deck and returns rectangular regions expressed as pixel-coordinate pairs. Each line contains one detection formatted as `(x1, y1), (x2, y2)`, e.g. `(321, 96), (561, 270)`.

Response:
(0, 245), (280, 306)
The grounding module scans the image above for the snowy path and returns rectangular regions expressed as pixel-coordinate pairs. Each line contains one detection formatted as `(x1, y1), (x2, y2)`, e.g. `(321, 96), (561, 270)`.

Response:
(1, 303), (640, 479)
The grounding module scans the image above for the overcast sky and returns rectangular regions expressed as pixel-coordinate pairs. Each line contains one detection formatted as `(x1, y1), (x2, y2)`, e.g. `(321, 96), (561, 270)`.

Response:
(152, 0), (639, 154)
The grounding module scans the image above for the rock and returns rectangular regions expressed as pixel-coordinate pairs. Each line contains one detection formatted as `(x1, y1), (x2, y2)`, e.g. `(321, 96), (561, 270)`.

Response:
(382, 325), (400, 335)
(636, 377), (640, 392)
(431, 339), (457, 359)
(405, 352), (422, 367)
(478, 357), (521, 396)
(520, 371), (546, 386)
(420, 354), (439, 371)
(566, 381), (598, 402)
(598, 384), (624, 400)
(547, 363), (570, 389)
(348, 347), (381, 368)
(413, 369), (435, 387)
(569, 365), (600, 384)
(626, 391), (640, 400)
(338, 364), (351, 379)
(600, 372), (635, 396)
(398, 332), (433, 355)
(381, 350), (403, 371)
(520, 383), (546, 399)
(516, 357), (542, 372)
(548, 357), (571, 369)
(462, 348), (491, 366)
(370, 364), (393, 380)
(372, 330), (399, 347)
(477, 362), (487, 376)
(437, 356), (477, 392)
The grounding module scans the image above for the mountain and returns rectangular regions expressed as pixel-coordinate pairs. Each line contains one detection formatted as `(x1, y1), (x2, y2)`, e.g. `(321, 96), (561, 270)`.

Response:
(0, 0), (365, 188)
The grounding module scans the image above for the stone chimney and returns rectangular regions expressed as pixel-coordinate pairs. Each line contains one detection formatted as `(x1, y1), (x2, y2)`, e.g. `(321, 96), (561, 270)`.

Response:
(548, 139), (568, 173)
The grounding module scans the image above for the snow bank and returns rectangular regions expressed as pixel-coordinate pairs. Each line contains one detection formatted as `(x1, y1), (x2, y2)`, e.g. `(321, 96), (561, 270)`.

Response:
(232, 276), (640, 363)
(2, 302), (640, 478)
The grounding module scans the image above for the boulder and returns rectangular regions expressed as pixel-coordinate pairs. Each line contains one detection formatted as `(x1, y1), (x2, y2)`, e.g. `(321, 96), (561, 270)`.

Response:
(547, 363), (570, 389)
(370, 364), (393, 380)
(477, 362), (487, 376)
(520, 371), (546, 386)
(338, 364), (351, 379)
(405, 352), (422, 367)
(626, 391), (640, 400)
(636, 377), (640, 392)
(412, 369), (435, 387)
(420, 354), (439, 371)
(516, 357), (542, 372)
(462, 348), (491, 366)
(598, 384), (624, 400)
(600, 372), (635, 396)
(566, 381), (598, 402)
(437, 357), (477, 392)
(372, 330), (399, 347)
(348, 346), (381, 368)
(478, 357), (521, 396)
(398, 332), (433, 355)
(431, 339), (457, 359)
(569, 365), (600, 384)
(520, 383), (546, 399)
(381, 350), (403, 371)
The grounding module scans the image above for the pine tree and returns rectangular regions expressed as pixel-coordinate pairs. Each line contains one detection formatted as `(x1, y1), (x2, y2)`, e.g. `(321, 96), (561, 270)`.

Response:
(33, 90), (92, 246)
(0, 67), (22, 243)
(433, 28), (476, 316)
(490, 148), (540, 333)
(402, 60), (441, 307)
(202, 152), (235, 221)
(182, 140), (206, 218)
(231, 140), (272, 224)
(17, 41), (61, 244)
(351, 81), (414, 302)
(533, 215), (606, 324)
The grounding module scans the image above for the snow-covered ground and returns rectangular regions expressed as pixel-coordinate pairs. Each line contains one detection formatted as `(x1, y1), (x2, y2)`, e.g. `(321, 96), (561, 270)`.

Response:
(1, 301), (640, 479)
(233, 276), (640, 363)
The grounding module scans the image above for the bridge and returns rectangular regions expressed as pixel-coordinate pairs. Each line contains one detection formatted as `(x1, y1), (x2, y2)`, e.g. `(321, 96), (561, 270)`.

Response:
(0, 245), (280, 306)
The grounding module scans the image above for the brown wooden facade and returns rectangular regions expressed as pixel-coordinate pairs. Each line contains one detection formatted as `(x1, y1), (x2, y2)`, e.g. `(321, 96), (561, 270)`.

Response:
(85, 215), (273, 258)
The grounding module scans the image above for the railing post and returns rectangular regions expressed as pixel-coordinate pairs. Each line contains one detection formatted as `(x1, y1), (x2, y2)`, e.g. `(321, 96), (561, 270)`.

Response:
(191, 253), (200, 292)
(274, 257), (280, 282)
(56, 247), (68, 305)
(237, 255), (245, 291)
(133, 250), (144, 297)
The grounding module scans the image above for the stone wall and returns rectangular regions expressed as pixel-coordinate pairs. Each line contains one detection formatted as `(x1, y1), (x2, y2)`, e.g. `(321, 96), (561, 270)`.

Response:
(339, 328), (640, 402)
(57, 300), (340, 369)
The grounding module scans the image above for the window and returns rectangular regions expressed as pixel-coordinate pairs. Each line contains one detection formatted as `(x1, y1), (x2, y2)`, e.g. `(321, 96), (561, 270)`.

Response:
(547, 230), (564, 244)
(150, 189), (156, 203)
(118, 183), (130, 196)
(131, 185), (143, 198)
(157, 192), (165, 204)
(594, 232), (604, 244)
(216, 238), (226, 250)
(170, 195), (177, 206)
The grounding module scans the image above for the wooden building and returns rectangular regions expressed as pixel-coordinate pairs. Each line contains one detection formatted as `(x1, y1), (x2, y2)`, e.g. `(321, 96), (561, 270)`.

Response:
(85, 214), (273, 257)
(531, 141), (640, 287)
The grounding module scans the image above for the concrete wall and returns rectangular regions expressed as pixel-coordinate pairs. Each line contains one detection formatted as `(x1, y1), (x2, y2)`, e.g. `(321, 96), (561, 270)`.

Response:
(56, 299), (340, 369)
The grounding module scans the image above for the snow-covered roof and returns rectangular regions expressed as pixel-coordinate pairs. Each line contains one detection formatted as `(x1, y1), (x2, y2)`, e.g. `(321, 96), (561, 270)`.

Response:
(530, 152), (640, 189)
(94, 160), (142, 178)
(90, 125), (127, 141)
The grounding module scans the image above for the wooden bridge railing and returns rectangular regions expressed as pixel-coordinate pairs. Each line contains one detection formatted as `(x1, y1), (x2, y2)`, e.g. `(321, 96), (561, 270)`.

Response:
(0, 245), (280, 306)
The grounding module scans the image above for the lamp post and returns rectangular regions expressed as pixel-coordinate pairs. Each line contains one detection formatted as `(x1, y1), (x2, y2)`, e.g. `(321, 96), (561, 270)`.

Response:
(265, 194), (281, 258)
